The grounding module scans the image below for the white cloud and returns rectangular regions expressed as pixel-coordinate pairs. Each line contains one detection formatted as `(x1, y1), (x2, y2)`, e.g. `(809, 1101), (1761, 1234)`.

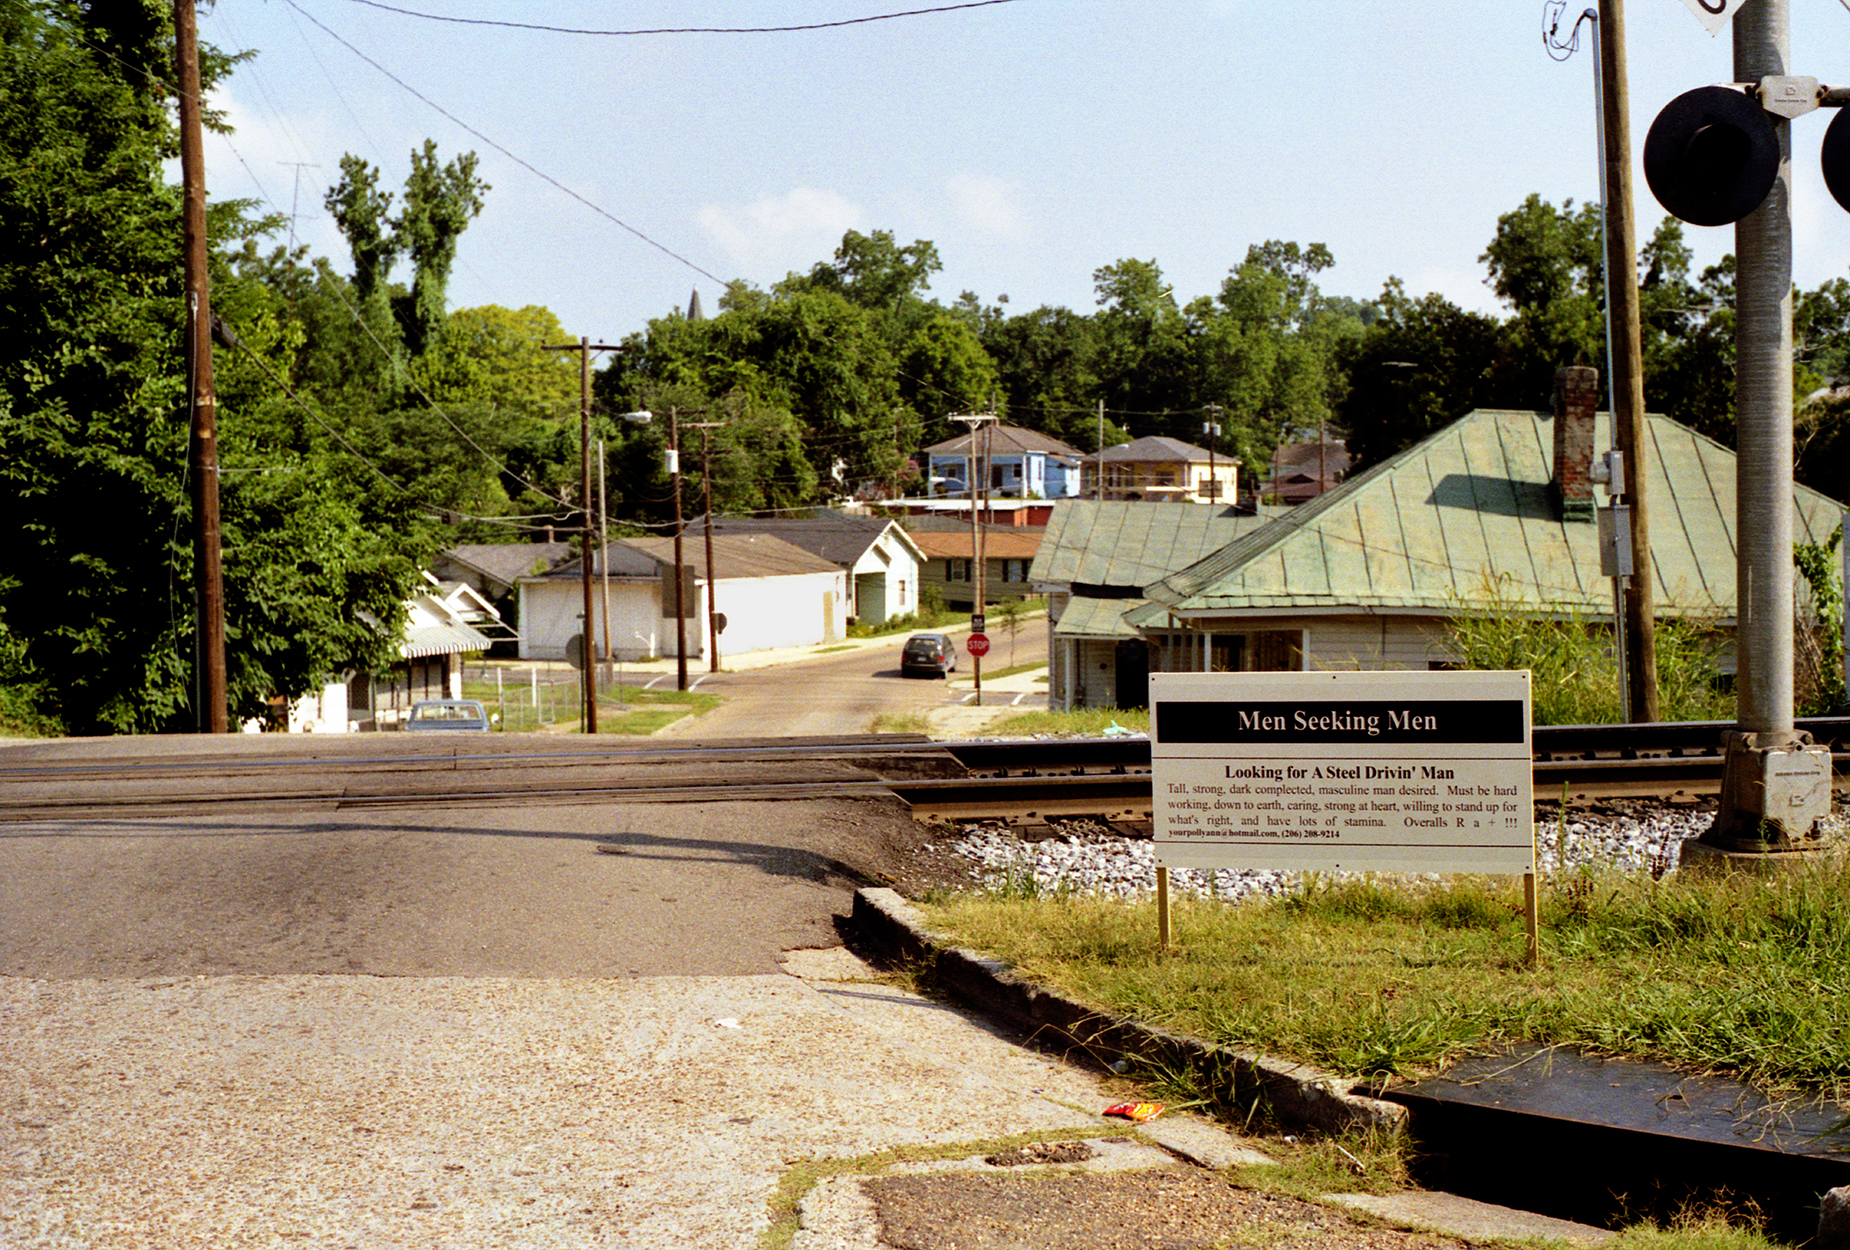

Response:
(695, 188), (862, 277)
(945, 173), (1029, 241)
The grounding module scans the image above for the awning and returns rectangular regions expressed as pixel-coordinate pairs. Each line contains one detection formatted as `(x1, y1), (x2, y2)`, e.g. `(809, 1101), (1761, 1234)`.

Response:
(400, 619), (493, 659)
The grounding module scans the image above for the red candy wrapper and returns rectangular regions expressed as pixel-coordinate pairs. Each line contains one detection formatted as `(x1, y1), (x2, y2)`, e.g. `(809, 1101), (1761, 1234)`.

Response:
(1102, 1101), (1163, 1122)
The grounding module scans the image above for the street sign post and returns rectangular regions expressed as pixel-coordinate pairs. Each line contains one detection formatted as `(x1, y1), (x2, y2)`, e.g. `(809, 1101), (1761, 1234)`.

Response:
(1675, 0), (1750, 35)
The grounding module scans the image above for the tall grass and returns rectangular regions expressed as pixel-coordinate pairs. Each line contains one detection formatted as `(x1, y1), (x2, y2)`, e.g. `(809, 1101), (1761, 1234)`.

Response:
(925, 853), (1850, 1097)
(1445, 576), (1731, 724)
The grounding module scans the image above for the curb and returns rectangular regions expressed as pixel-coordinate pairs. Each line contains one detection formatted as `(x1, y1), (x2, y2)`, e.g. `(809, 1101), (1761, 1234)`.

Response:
(849, 887), (1405, 1137)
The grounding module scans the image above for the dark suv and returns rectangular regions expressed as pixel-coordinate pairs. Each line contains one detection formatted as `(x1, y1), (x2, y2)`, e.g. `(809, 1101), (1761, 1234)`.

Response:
(900, 632), (959, 678)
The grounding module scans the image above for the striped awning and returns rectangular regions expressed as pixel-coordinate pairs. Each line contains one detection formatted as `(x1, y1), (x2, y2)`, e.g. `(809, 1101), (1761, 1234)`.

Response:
(400, 619), (493, 659)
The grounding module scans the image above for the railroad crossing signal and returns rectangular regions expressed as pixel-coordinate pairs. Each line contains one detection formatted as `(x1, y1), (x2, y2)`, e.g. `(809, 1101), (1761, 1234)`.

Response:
(1645, 77), (1850, 226)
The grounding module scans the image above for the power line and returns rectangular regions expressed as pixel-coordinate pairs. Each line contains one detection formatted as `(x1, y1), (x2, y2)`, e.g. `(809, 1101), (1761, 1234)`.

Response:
(281, 0), (728, 286)
(331, 0), (1019, 36)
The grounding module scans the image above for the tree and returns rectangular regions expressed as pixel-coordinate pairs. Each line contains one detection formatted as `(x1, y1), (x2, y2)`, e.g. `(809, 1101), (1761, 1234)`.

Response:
(325, 141), (488, 357)
(395, 141), (487, 356)
(1337, 280), (1511, 470)
(0, 3), (439, 733)
(0, 1), (194, 732)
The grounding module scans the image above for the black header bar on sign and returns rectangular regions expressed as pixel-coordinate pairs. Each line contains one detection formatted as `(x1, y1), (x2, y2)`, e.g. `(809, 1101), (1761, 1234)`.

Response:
(1155, 700), (1527, 745)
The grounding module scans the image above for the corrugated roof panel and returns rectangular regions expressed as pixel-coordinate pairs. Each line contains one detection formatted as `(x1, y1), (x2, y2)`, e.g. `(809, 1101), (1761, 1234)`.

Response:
(1652, 418), (1732, 610)
(1053, 596), (1145, 639)
(1139, 408), (1845, 622)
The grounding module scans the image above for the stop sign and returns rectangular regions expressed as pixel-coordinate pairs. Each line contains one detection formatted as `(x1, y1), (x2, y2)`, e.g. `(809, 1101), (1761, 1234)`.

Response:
(966, 632), (990, 657)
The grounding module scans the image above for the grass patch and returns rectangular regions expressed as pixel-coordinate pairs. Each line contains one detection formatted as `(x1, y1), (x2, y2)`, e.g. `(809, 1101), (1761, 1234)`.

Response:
(757, 1128), (1110, 1250)
(922, 856), (1850, 1098)
(976, 707), (1150, 738)
(870, 711), (932, 735)
(463, 679), (719, 734)
(963, 660), (1047, 682)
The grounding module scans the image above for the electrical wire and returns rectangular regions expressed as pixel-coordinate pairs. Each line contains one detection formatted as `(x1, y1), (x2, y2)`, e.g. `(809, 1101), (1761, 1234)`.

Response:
(281, 0), (728, 286)
(330, 0), (1019, 36)
(1542, 1), (1593, 63)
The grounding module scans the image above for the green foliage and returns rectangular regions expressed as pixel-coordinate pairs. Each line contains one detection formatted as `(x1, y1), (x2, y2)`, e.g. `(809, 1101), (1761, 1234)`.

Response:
(0, 4), (451, 732)
(1444, 576), (1730, 725)
(1338, 280), (1513, 471)
(1794, 525), (1845, 714)
(324, 140), (487, 357)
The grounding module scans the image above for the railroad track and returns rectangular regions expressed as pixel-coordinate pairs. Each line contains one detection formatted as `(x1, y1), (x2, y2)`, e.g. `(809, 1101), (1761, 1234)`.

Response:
(2, 719), (1847, 823)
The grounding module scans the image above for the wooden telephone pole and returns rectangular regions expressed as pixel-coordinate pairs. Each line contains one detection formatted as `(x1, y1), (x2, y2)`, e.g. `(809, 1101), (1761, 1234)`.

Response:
(542, 337), (624, 732)
(175, 0), (225, 732)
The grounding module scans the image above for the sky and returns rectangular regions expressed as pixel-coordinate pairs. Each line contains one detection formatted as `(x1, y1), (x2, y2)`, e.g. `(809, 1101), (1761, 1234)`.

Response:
(194, 0), (1850, 347)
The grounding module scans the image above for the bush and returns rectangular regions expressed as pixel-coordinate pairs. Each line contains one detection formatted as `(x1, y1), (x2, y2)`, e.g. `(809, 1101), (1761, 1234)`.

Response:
(1446, 574), (1730, 724)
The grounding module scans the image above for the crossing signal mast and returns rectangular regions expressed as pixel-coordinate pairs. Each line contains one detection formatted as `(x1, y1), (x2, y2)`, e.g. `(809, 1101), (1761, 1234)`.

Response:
(1643, 0), (1836, 860)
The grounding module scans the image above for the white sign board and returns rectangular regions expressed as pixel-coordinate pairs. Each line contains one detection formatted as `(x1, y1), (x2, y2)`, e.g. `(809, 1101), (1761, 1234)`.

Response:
(1677, 0), (1751, 35)
(1151, 670), (1534, 875)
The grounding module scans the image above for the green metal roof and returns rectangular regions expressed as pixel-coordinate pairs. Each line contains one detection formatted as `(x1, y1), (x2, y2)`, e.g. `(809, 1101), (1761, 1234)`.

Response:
(1127, 408), (1843, 627)
(1052, 595), (1147, 639)
(1030, 501), (1281, 588)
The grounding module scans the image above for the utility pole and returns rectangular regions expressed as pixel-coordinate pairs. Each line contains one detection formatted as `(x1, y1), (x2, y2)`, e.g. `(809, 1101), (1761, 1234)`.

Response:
(669, 408), (687, 691)
(1593, 0), (1659, 722)
(1203, 406), (1222, 503)
(1096, 399), (1106, 501)
(684, 422), (727, 673)
(542, 336), (624, 732)
(598, 437), (612, 689)
(951, 413), (998, 705)
(175, 0), (225, 733)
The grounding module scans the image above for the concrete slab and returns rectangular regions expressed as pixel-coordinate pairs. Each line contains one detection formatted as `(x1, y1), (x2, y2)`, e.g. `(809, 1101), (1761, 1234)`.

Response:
(1326, 1190), (1618, 1245)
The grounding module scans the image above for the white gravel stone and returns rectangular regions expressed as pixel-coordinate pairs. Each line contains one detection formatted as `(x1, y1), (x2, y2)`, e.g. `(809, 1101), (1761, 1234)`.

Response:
(945, 805), (1848, 901)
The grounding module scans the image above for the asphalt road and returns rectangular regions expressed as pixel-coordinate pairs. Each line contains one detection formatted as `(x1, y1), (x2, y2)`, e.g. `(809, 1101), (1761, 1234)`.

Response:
(0, 795), (924, 979)
(660, 617), (1050, 739)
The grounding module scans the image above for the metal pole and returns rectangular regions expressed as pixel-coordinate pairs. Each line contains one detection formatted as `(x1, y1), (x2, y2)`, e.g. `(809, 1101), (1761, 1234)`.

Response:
(1701, 0), (1830, 852)
(1096, 399), (1105, 501)
(701, 427), (720, 673)
(671, 408), (688, 692)
(1596, 0), (1659, 722)
(1733, 0), (1794, 738)
(599, 437), (612, 690)
(175, 0), (225, 732)
(577, 337), (596, 733)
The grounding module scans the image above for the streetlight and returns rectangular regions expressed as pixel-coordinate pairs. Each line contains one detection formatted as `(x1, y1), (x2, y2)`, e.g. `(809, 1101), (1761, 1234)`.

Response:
(620, 408), (699, 691)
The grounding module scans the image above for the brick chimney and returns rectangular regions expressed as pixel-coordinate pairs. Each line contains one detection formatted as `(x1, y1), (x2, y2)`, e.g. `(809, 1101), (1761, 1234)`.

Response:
(1552, 365), (1598, 522)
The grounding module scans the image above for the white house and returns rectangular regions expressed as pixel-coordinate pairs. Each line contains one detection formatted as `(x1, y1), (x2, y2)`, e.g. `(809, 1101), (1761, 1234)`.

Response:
(251, 574), (500, 733)
(706, 512), (925, 626)
(518, 533), (848, 663)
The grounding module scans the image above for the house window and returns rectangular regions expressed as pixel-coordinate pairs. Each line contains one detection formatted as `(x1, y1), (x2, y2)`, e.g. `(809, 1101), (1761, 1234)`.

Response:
(947, 559), (970, 582)
(1001, 559), (1028, 583)
(898, 579), (908, 606)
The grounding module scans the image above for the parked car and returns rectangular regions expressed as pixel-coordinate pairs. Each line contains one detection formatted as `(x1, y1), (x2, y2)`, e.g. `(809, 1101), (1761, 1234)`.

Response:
(900, 632), (959, 678)
(404, 698), (492, 731)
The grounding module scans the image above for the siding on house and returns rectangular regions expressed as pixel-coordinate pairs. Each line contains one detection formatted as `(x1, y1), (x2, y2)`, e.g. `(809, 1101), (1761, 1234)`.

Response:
(518, 533), (845, 661)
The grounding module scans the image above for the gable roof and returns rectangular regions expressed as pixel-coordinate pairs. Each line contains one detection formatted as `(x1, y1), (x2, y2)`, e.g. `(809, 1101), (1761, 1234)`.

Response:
(1129, 407), (1843, 626)
(442, 542), (576, 591)
(923, 425), (1085, 458)
(1086, 435), (1222, 464)
(1030, 500), (1281, 590)
(707, 513), (920, 566)
(910, 529), (1044, 561)
(540, 533), (839, 582)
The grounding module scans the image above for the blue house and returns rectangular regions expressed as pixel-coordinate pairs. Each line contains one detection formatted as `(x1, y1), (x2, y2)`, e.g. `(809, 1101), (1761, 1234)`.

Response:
(922, 425), (1083, 499)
